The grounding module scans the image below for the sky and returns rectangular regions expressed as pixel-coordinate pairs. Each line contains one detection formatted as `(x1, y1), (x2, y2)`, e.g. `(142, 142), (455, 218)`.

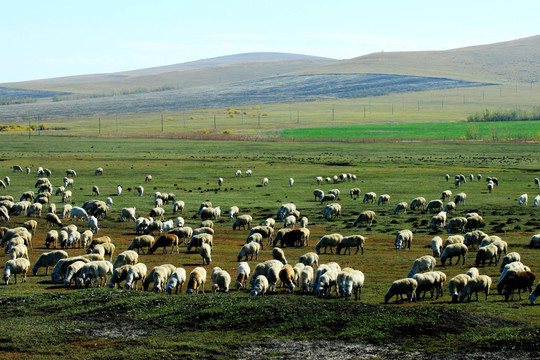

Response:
(1, 0), (539, 83)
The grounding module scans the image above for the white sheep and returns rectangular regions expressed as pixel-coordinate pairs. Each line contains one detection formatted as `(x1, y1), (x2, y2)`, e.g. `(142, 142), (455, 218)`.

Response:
(299, 216), (308, 229)
(292, 262), (305, 284)
(32, 250), (68, 275)
(299, 265), (314, 292)
(108, 264), (132, 288)
(50, 256), (91, 283)
(90, 243), (116, 261)
(250, 275), (269, 296)
(315, 176), (323, 184)
(393, 202), (408, 215)
(407, 255), (436, 278)
(9, 243), (29, 260)
(441, 190), (452, 201)
(113, 250), (139, 270)
(464, 230), (488, 250)
(499, 252), (521, 272)
(245, 169), (252, 177)
(530, 281), (540, 304)
(377, 194), (391, 206)
(353, 211), (376, 227)
(276, 203), (296, 219)
(448, 274), (471, 302)
(151, 266), (171, 293)
(124, 263), (148, 290)
(498, 262), (531, 294)
(298, 252), (319, 267)
(116, 185), (123, 196)
(336, 235), (365, 255)
(430, 211), (447, 230)
(212, 268), (232, 293)
(440, 243), (468, 266)
(26, 202), (42, 217)
(272, 247), (287, 265)
(262, 177), (269, 186)
(313, 189), (324, 202)
(363, 192), (376, 204)
(88, 216), (99, 233)
(475, 244), (499, 267)
(3, 258), (31, 284)
(63, 260), (87, 286)
(410, 197), (426, 212)
(384, 278), (418, 303)
(235, 262), (251, 290)
(322, 203), (341, 220)
(412, 272), (441, 299)
(466, 267), (479, 279)
(200, 243), (212, 265)
(232, 214), (252, 230)
(136, 186), (144, 197)
(228, 206), (240, 221)
(431, 236), (443, 258)
(165, 267), (187, 294)
(534, 195), (540, 207)
(349, 188), (361, 199)
(518, 193), (528, 206)
(283, 215), (297, 228)
(289, 178), (294, 186)
(395, 229), (413, 250)
(187, 267), (207, 294)
(426, 199), (444, 213)
(315, 233), (343, 254)
(336, 267), (355, 297)
(70, 207), (88, 221)
(120, 207), (137, 222)
(311, 262), (341, 294)
(460, 275), (492, 302)
(528, 234), (540, 249)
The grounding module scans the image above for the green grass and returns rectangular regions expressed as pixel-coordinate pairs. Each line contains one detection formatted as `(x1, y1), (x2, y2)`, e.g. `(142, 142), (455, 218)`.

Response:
(280, 120), (540, 140)
(0, 136), (539, 358)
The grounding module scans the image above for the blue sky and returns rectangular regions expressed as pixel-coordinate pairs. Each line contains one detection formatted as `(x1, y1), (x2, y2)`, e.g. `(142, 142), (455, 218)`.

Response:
(2, 0), (538, 83)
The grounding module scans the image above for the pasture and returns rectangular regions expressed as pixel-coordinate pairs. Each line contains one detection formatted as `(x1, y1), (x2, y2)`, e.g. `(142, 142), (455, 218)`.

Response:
(0, 136), (539, 359)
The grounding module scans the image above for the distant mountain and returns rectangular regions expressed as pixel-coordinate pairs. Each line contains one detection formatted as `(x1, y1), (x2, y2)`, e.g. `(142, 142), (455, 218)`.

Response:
(302, 35), (540, 83)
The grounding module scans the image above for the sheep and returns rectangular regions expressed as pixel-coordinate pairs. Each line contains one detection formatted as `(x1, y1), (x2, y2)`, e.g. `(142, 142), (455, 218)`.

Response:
(443, 235), (465, 250)
(200, 243), (212, 265)
(108, 265), (132, 289)
(272, 247), (287, 265)
(348, 188), (361, 200)
(89, 243), (116, 261)
(410, 197), (426, 212)
(491, 240), (508, 259)
(407, 255), (436, 278)
(113, 250), (138, 270)
(320, 194), (335, 205)
(317, 268), (339, 298)
(235, 262), (251, 290)
(144, 219), (162, 235)
(441, 190), (452, 201)
(127, 235), (155, 254)
(2, 176), (8, 186)
(228, 206), (240, 220)
(164, 267), (186, 294)
(262, 177), (269, 186)
(499, 252), (521, 272)
(298, 252), (319, 267)
(10, 201), (30, 216)
(431, 236), (443, 258)
(460, 275), (492, 302)
(377, 194), (391, 206)
(22, 219), (38, 235)
(322, 203), (341, 221)
(212, 268), (231, 293)
(315, 176), (323, 184)
(528, 234), (540, 248)
(498, 262), (531, 294)
(299, 217), (308, 229)
(149, 207), (165, 221)
(237, 242), (260, 262)
(395, 229), (413, 250)
(315, 233), (343, 254)
(384, 278), (418, 303)
(336, 267), (355, 297)
(503, 271), (536, 301)
(426, 199), (444, 213)
(20, 191), (35, 202)
(175, 217), (185, 228)
(187, 267), (207, 294)
(464, 214), (484, 231)
(342, 270), (365, 300)
(413, 272), (441, 299)
(534, 195), (540, 207)
(3, 258), (31, 285)
(291, 262), (305, 283)
(466, 267), (479, 279)
(50, 257), (90, 283)
(187, 233), (213, 253)
(311, 262), (341, 294)
(530, 281), (540, 304)
(148, 234), (179, 254)
(168, 226), (193, 245)
(144, 175), (152, 183)
(362, 192), (376, 204)
(449, 274), (471, 303)
(446, 217), (468, 234)
(298, 265), (314, 292)
(232, 214), (252, 230)
(518, 193), (528, 206)
(444, 201), (456, 214)
(393, 202), (408, 215)
(69, 207), (88, 221)
(87, 216), (99, 234)
(245, 169), (252, 176)
(336, 235), (365, 255)
(440, 243), (468, 266)
(124, 263), (148, 290)
(161, 220), (175, 234)
(13, 165), (23, 173)
(0, 206), (9, 222)
(32, 250), (68, 275)
(120, 207), (137, 222)
(277, 203), (296, 219)
(9, 244), (29, 260)
(140, 264), (174, 292)
(479, 235), (502, 248)
(464, 230), (488, 250)
(86, 235), (111, 250)
(353, 211), (376, 227)
(4, 238), (25, 254)
(278, 265), (295, 293)
(249, 260), (283, 290)
(282, 215), (296, 229)
(26, 203), (42, 217)
(247, 226), (274, 245)
(430, 211), (447, 230)
(63, 261), (88, 286)
(250, 275), (269, 296)
(474, 244), (498, 268)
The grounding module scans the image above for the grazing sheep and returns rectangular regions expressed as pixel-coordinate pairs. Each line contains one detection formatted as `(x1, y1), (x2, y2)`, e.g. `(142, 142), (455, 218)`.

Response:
(116, 185), (123, 196)
(113, 250), (139, 270)
(349, 188), (361, 199)
(232, 214), (252, 230)
(211, 268), (231, 293)
(464, 214), (484, 231)
(89, 243), (116, 262)
(3, 258), (30, 285)
(124, 263), (148, 290)
(200, 243), (212, 265)
(165, 267), (187, 294)
(534, 195), (540, 207)
(315, 233), (343, 254)
(395, 229), (413, 250)
(51, 257), (91, 283)
(32, 250), (68, 275)
(530, 282), (540, 304)
(250, 275), (269, 296)
(464, 230), (488, 250)
(441, 190), (452, 201)
(237, 242), (260, 262)
(145, 175), (152, 183)
(336, 268), (355, 297)
(440, 243), (468, 266)
(310, 262), (341, 294)
(317, 267), (339, 298)
(108, 265), (132, 288)
(378, 194), (391, 206)
(299, 265), (314, 292)
(262, 177), (269, 186)
(413, 272), (441, 299)
(431, 236), (443, 258)
(272, 247), (287, 265)
(278, 265), (295, 293)
(298, 252), (319, 267)
(187, 267), (207, 294)
(9, 244), (29, 260)
(384, 278), (418, 303)
(446, 217), (468, 234)
(26, 203), (42, 217)
(426, 199), (444, 213)
(322, 203), (341, 221)
(320, 194), (336, 205)
(475, 244), (499, 268)
(444, 201), (456, 214)
(430, 211), (447, 230)
(276, 203), (296, 220)
(342, 270), (365, 300)
(362, 192), (376, 204)
(88, 216), (99, 234)
(503, 271), (536, 301)
(449, 274), (471, 302)
(245, 169), (252, 176)
(499, 252), (521, 272)
(22, 219), (38, 235)
(128, 235), (155, 254)
(86, 235), (111, 250)
(228, 206), (240, 221)
(407, 255), (436, 278)
(299, 217), (308, 229)
(336, 235), (365, 255)
(235, 262), (251, 291)
(70, 207), (88, 221)
(518, 193), (528, 206)
(393, 202), (408, 215)
(353, 210), (376, 227)
(247, 226), (274, 246)
(46, 212), (64, 228)
(410, 197), (426, 212)
(466, 267), (479, 279)
(148, 234), (179, 254)
(443, 235), (464, 250)
(460, 275), (492, 302)
(527, 234), (540, 248)
(63, 261), (88, 286)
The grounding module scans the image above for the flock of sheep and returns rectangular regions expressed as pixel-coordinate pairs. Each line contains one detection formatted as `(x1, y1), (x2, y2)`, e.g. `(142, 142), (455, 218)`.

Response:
(1, 165), (539, 306)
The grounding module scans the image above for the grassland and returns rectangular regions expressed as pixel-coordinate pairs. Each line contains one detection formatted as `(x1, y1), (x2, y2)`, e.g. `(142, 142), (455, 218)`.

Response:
(0, 136), (539, 359)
